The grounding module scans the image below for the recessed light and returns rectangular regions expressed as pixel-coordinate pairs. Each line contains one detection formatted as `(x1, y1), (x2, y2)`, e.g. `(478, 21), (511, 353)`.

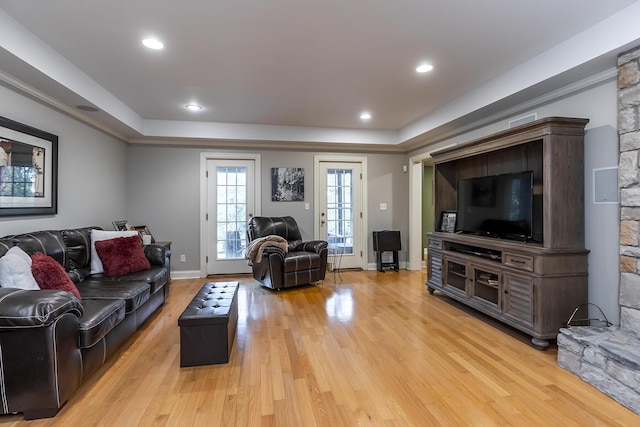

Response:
(142, 38), (164, 50)
(186, 104), (202, 111)
(360, 112), (372, 120)
(416, 63), (434, 73)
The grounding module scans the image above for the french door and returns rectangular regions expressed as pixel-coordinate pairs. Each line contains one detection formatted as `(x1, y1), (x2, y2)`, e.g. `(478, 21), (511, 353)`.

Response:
(205, 158), (256, 274)
(316, 161), (364, 270)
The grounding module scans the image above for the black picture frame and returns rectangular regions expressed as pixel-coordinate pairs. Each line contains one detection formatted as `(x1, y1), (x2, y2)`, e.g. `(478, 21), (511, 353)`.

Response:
(112, 220), (130, 231)
(271, 167), (304, 201)
(439, 210), (457, 233)
(0, 116), (58, 217)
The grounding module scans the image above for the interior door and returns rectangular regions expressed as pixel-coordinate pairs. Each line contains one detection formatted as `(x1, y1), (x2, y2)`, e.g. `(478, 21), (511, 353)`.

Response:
(318, 161), (363, 270)
(206, 159), (255, 274)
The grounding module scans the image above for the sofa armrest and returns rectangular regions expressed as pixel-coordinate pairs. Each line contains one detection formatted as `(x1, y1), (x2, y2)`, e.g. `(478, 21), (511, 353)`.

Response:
(0, 288), (83, 419)
(261, 246), (286, 258)
(144, 244), (171, 268)
(0, 288), (83, 327)
(290, 240), (328, 254)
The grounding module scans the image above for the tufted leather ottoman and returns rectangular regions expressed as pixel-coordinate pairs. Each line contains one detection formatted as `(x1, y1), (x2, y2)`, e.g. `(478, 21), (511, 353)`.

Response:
(178, 281), (239, 367)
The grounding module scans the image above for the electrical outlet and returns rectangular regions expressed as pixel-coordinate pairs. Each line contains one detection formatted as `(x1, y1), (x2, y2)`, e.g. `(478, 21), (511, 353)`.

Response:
(180, 254), (186, 263)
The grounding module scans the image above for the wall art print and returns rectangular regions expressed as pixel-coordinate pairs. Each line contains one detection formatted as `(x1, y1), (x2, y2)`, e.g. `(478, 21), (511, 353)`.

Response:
(0, 116), (58, 216)
(271, 167), (304, 201)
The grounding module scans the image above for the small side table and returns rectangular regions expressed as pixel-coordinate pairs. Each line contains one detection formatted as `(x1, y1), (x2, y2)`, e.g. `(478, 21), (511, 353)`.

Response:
(372, 231), (401, 272)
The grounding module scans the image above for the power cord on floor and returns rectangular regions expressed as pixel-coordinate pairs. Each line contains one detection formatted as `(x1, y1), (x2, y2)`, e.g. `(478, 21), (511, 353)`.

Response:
(331, 241), (345, 284)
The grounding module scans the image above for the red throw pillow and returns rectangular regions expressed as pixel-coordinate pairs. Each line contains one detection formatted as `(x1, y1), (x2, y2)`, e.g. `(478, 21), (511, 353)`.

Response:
(31, 252), (81, 300)
(94, 235), (150, 277)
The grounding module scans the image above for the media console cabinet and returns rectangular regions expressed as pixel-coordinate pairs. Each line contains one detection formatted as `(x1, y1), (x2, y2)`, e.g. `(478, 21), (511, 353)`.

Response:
(426, 117), (589, 348)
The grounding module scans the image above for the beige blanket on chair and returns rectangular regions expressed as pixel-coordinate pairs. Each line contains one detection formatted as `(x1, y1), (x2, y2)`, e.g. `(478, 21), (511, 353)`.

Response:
(245, 235), (288, 265)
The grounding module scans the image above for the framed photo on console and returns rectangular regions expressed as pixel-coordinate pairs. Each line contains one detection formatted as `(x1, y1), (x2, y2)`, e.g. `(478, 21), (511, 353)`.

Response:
(112, 220), (130, 231)
(439, 210), (457, 233)
(131, 225), (155, 243)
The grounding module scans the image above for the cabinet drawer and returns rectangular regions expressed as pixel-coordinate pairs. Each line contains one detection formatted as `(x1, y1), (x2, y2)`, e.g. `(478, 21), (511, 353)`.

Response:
(503, 252), (533, 271)
(428, 238), (443, 250)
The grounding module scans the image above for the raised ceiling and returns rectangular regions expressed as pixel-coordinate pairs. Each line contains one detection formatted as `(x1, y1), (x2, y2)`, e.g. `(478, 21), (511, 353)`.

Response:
(0, 0), (639, 150)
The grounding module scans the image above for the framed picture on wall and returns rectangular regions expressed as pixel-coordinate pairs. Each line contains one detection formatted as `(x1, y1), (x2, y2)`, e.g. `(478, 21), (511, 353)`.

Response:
(0, 115), (58, 217)
(271, 167), (304, 201)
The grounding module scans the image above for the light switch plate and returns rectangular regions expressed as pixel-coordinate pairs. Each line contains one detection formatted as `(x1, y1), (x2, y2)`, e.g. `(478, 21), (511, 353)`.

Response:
(380, 203), (387, 210)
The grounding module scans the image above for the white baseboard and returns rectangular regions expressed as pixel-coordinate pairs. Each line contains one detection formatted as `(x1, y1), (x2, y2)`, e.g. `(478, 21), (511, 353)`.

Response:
(170, 270), (202, 280)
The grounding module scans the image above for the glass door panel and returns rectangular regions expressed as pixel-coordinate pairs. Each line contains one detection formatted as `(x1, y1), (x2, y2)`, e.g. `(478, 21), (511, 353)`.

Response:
(207, 159), (254, 274)
(215, 166), (247, 260)
(326, 168), (354, 256)
(471, 266), (501, 309)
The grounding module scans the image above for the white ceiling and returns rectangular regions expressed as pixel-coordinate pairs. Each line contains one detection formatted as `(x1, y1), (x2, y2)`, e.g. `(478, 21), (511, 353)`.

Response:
(0, 0), (640, 150)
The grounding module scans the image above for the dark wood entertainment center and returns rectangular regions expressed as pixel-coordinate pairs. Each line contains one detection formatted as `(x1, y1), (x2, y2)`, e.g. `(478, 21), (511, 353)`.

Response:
(426, 117), (589, 348)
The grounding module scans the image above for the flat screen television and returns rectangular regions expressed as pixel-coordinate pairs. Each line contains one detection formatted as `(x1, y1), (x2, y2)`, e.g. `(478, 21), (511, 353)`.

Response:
(455, 171), (534, 241)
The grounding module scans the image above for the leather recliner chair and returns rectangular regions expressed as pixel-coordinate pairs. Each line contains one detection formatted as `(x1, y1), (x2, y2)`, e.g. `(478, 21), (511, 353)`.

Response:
(246, 216), (328, 289)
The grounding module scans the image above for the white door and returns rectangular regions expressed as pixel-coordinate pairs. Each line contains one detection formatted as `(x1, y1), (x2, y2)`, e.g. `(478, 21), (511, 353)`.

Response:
(318, 162), (363, 270)
(206, 159), (255, 274)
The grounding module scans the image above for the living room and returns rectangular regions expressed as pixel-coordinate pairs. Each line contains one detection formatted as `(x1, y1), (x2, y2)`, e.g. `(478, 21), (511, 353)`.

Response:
(1, 1), (640, 424)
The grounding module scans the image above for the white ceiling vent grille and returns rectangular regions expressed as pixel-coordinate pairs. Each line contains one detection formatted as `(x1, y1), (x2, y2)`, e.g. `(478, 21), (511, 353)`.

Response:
(509, 114), (537, 128)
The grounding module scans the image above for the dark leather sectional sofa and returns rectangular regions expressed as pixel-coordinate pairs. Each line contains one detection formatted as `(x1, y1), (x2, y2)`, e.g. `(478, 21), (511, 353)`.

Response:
(0, 226), (171, 420)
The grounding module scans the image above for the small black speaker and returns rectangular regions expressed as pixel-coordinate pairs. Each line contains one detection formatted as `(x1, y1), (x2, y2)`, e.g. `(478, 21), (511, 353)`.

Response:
(372, 230), (401, 252)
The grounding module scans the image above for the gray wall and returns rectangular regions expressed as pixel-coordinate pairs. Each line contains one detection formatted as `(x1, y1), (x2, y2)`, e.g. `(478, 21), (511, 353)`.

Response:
(0, 83), (128, 236)
(410, 77), (621, 324)
(126, 145), (410, 273)
(1, 71), (619, 323)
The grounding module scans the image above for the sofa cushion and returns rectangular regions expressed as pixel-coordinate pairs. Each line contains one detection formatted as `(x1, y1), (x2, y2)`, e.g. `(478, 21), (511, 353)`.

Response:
(13, 230), (67, 267)
(94, 266), (168, 294)
(0, 246), (39, 290)
(62, 227), (97, 280)
(0, 237), (12, 258)
(78, 299), (126, 348)
(31, 252), (81, 300)
(89, 229), (139, 275)
(77, 279), (151, 313)
(95, 236), (150, 276)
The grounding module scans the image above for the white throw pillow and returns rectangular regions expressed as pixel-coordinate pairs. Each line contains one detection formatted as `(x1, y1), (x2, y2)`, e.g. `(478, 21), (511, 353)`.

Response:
(0, 246), (40, 290)
(90, 229), (139, 274)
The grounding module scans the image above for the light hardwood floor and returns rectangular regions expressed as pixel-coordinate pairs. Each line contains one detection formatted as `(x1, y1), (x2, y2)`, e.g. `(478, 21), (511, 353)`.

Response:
(3, 270), (638, 426)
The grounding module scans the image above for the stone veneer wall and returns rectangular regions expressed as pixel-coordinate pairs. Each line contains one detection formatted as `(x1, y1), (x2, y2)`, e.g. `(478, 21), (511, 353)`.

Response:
(556, 46), (640, 416)
(619, 46), (640, 337)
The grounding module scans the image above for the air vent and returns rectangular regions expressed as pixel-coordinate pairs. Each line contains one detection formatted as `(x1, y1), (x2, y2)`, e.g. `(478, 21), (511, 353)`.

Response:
(509, 114), (537, 128)
(76, 105), (99, 112)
